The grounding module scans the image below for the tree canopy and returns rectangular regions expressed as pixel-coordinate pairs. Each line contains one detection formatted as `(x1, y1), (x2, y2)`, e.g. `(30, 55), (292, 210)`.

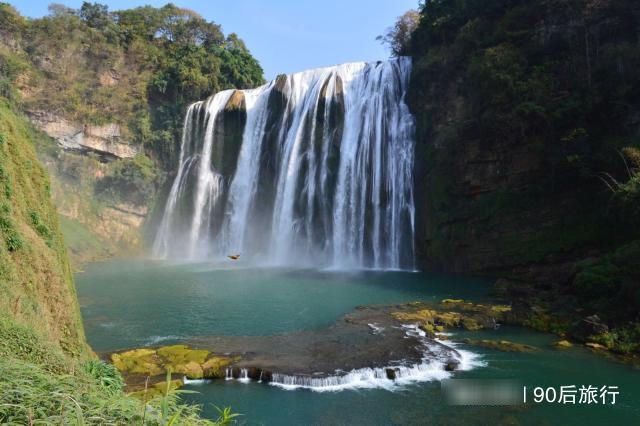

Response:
(0, 2), (265, 168)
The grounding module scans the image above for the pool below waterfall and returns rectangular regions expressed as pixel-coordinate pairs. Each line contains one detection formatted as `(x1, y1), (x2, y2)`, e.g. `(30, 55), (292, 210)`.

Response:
(76, 260), (640, 425)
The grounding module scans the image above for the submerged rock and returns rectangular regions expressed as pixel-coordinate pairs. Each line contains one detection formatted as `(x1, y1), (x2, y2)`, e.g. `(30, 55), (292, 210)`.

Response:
(461, 339), (538, 353)
(109, 304), (468, 392)
(553, 340), (573, 349)
(585, 342), (607, 350)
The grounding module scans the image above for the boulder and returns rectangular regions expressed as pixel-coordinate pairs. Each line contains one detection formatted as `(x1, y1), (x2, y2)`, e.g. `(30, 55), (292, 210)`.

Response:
(444, 359), (460, 371)
(570, 315), (609, 342)
(385, 368), (399, 380)
(247, 367), (262, 381)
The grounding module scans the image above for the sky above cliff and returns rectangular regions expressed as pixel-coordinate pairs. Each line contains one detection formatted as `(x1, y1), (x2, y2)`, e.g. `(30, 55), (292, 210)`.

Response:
(12, 0), (418, 80)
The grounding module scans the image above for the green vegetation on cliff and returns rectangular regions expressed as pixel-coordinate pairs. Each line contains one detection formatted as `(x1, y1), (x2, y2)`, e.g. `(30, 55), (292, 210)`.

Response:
(0, 95), (232, 425)
(406, 0), (640, 355)
(0, 2), (266, 263)
(0, 2), (264, 168)
(0, 99), (85, 355)
(409, 0), (640, 270)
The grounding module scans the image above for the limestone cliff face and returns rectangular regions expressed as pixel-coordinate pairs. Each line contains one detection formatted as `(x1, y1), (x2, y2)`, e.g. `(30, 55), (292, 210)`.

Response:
(27, 110), (139, 159)
(37, 151), (148, 265)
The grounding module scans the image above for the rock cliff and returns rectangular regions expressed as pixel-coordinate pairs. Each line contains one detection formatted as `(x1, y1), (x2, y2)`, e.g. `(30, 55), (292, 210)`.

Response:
(27, 110), (139, 159)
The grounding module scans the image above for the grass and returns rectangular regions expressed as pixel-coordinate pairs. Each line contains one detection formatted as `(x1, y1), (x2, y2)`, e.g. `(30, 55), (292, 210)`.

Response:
(0, 99), (87, 356)
(0, 315), (239, 425)
(0, 358), (238, 425)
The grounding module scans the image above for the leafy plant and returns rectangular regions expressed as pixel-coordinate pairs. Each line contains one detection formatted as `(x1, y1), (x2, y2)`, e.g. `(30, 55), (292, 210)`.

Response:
(0, 211), (22, 252)
(95, 154), (159, 206)
(82, 359), (125, 396)
(214, 406), (242, 426)
(29, 210), (52, 245)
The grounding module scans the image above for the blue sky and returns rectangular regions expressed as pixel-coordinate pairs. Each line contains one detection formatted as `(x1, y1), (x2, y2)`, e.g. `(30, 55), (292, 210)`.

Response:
(10, 0), (419, 80)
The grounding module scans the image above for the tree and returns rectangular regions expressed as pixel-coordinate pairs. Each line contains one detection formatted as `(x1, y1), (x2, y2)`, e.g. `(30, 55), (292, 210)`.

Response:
(79, 2), (111, 30)
(377, 10), (420, 56)
(0, 3), (26, 40)
(47, 3), (76, 18)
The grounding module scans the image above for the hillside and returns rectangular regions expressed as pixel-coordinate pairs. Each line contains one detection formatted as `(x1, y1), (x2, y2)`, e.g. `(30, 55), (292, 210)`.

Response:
(0, 2), (264, 264)
(0, 100), (187, 423)
(0, 99), (85, 355)
(408, 0), (640, 354)
(0, 3), (251, 422)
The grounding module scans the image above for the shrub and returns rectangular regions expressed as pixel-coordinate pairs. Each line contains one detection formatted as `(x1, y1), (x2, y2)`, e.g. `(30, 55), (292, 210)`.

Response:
(28, 210), (52, 246)
(83, 359), (125, 396)
(0, 316), (69, 373)
(95, 154), (159, 206)
(0, 163), (12, 198)
(0, 357), (237, 425)
(0, 214), (23, 252)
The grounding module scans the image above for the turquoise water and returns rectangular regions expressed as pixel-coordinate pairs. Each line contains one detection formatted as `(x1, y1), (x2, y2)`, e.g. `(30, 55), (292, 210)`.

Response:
(76, 261), (640, 425)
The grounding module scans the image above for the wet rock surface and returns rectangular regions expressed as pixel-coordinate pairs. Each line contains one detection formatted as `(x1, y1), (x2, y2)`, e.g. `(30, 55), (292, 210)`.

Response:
(107, 304), (464, 390)
(460, 339), (538, 353)
(188, 305), (459, 377)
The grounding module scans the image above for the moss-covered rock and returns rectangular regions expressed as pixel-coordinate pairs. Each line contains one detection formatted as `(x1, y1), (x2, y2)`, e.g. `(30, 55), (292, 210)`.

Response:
(441, 299), (464, 304)
(110, 344), (237, 380)
(201, 356), (234, 378)
(128, 379), (184, 401)
(392, 300), (510, 332)
(157, 344), (209, 365)
(111, 348), (163, 376)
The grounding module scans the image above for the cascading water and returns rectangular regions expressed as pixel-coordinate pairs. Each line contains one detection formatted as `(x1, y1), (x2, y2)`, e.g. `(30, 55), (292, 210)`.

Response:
(153, 57), (416, 269)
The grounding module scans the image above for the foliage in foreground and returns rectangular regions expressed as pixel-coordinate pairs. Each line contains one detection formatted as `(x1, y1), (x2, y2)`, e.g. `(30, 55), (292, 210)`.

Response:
(0, 315), (238, 425)
(0, 325), (242, 423)
(0, 358), (237, 425)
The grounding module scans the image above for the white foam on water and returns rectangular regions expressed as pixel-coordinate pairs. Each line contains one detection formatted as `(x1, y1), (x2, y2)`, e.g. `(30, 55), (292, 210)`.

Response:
(268, 361), (450, 392)
(368, 323), (385, 334)
(143, 335), (183, 346)
(221, 324), (484, 393)
(183, 377), (212, 385)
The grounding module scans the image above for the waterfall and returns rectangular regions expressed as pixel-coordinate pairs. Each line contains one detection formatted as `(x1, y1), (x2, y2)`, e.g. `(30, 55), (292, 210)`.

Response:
(153, 57), (416, 270)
